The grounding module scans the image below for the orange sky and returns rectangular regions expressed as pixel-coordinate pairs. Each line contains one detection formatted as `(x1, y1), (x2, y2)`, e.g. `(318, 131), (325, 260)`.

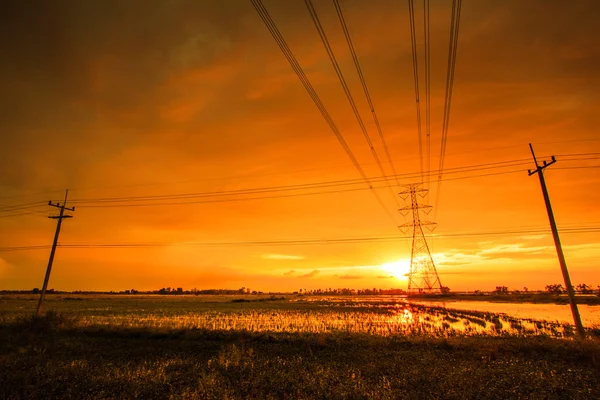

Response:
(1, 0), (599, 292)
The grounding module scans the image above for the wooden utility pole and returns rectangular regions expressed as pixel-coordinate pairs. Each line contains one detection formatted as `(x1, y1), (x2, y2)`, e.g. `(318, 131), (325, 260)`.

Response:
(528, 144), (585, 338)
(36, 189), (74, 316)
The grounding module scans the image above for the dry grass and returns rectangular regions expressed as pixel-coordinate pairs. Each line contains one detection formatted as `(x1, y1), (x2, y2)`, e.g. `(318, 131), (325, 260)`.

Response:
(1, 314), (599, 399)
(1, 294), (599, 398)
(2, 294), (594, 338)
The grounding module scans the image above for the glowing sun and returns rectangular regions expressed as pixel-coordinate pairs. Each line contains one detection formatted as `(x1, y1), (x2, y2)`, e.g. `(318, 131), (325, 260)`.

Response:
(380, 260), (411, 280)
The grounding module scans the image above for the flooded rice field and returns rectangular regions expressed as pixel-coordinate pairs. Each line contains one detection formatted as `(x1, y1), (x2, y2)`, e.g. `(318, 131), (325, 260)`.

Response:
(409, 299), (600, 326)
(1, 294), (598, 338)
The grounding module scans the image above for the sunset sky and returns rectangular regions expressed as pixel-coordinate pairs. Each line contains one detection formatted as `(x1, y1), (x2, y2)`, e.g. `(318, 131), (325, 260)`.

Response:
(1, 0), (599, 293)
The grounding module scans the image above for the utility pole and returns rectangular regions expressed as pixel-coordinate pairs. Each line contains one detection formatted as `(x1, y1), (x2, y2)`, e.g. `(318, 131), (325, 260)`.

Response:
(36, 189), (74, 316)
(528, 144), (585, 338)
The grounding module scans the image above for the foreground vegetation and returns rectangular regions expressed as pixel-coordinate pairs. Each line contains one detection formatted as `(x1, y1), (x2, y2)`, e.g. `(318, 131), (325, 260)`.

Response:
(1, 295), (599, 398)
(2, 294), (597, 338)
(1, 312), (599, 399)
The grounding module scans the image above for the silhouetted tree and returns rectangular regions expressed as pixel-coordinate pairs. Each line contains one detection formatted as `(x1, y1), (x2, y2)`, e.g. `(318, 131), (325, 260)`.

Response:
(494, 286), (509, 294)
(576, 284), (593, 294)
(545, 284), (564, 294)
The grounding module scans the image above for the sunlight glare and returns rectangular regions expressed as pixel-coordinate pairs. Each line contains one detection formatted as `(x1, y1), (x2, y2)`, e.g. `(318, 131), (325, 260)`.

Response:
(380, 260), (411, 280)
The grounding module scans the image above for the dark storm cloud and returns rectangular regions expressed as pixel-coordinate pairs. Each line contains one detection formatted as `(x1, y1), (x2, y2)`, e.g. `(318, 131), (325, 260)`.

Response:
(0, 0), (257, 191)
(0, 0), (250, 121)
(2, 0), (599, 193)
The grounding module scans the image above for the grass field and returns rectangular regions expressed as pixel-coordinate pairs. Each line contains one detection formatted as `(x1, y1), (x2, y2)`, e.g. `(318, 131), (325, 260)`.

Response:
(1, 294), (599, 399)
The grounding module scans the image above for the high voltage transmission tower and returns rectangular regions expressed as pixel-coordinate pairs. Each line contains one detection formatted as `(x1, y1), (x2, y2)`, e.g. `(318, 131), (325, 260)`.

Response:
(36, 190), (74, 316)
(398, 184), (442, 293)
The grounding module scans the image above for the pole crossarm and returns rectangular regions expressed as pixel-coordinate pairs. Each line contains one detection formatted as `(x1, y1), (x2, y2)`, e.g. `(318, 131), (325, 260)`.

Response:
(398, 204), (432, 212)
(398, 187), (429, 196)
(398, 220), (436, 229)
(48, 200), (75, 212)
(528, 154), (557, 176)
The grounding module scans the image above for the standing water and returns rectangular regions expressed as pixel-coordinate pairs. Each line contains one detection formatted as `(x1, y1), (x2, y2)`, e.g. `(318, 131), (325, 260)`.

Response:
(410, 300), (600, 326)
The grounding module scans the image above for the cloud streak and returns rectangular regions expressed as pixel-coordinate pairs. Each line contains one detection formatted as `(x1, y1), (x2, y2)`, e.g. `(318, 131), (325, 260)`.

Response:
(335, 274), (363, 280)
(298, 270), (319, 278)
(263, 254), (304, 260)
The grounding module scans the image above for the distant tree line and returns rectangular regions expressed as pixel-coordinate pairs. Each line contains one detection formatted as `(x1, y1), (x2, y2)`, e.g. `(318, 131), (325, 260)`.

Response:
(297, 288), (408, 295)
(5, 287), (409, 296)
(155, 287), (266, 295)
(1, 287), (268, 295)
(2, 283), (597, 296)
(3, 287), (415, 296)
(485, 284), (600, 296)
(544, 283), (598, 295)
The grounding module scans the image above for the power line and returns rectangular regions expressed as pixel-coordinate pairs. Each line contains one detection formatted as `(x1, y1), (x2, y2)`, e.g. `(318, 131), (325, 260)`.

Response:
(0, 210), (48, 219)
(41, 156), (595, 208)
(250, 0), (399, 226)
(2, 144), (596, 202)
(555, 152), (600, 158)
(0, 189), (65, 201)
(2, 225), (598, 252)
(332, 0), (401, 188)
(3, 165), (530, 212)
(0, 156), (593, 213)
(434, 0), (462, 219)
(61, 156), (567, 203)
(1, 160), (595, 216)
(304, 0), (401, 214)
(407, 0), (424, 183)
(423, 0), (432, 194)
(56, 159), (534, 205)
(555, 166), (600, 170)
(0, 245), (51, 251)
(52, 167), (585, 209)
(0, 201), (47, 213)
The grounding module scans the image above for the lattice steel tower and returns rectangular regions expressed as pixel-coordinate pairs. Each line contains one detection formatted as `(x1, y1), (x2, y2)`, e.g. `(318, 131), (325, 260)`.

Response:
(398, 184), (442, 292)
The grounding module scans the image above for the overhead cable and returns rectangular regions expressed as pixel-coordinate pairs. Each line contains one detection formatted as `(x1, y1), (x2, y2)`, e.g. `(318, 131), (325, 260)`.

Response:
(2, 225), (599, 252)
(332, 0), (402, 188)
(251, 0), (399, 225)
(407, 0), (424, 183)
(434, 0), (463, 218)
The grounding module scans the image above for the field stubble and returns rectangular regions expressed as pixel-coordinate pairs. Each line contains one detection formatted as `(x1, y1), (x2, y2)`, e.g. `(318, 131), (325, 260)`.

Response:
(1, 295), (599, 399)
